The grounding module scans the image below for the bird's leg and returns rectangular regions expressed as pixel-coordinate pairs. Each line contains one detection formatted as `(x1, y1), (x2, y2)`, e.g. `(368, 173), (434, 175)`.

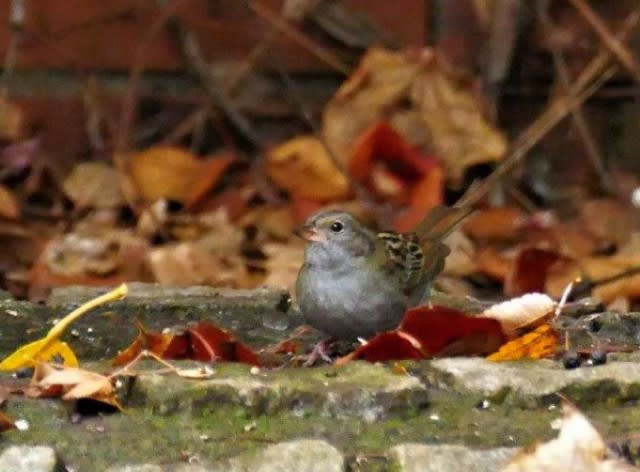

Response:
(303, 339), (333, 366)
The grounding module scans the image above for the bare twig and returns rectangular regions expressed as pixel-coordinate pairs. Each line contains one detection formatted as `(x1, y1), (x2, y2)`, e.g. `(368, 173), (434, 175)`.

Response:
(537, 2), (614, 193)
(247, 0), (351, 75)
(224, 29), (279, 97)
(567, 0), (640, 83)
(168, 18), (262, 148)
(114, 2), (186, 211)
(160, 108), (207, 145)
(458, 6), (640, 207)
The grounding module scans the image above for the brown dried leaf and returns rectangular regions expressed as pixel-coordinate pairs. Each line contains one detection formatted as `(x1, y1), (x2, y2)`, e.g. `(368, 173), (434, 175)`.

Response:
(411, 54), (506, 183)
(63, 162), (125, 209)
(501, 403), (636, 471)
(148, 212), (248, 287)
(546, 234), (640, 302)
(129, 146), (233, 204)
(323, 47), (506, 183)
(267, 135), (350, 201)
(0, 185), (20, 220)
(0, 410), (15, 433)
(262, 242), (305, 295)
(442, 230), (477, 276)
(0, 95), (24, 141)
(31, 363), (120, 409)
(464, 206), (526, 241)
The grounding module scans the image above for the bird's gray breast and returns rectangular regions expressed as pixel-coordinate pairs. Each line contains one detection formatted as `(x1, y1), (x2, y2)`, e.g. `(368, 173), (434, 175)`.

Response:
(296, 262), (408, 340)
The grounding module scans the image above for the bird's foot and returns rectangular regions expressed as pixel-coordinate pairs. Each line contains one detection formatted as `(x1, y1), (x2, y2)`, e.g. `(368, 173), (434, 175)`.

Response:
(302, 340), (333, 367)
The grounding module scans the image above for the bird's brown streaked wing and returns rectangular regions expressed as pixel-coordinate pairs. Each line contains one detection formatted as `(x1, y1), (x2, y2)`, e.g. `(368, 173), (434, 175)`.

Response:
(377, 232), (424, 293)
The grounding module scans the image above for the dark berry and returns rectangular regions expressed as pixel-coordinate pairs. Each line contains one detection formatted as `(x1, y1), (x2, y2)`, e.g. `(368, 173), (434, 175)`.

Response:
(562, 350), (582, 369)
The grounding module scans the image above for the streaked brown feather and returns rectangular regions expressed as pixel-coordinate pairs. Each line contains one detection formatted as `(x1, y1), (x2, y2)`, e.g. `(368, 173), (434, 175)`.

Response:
(377, 231), (425, 293)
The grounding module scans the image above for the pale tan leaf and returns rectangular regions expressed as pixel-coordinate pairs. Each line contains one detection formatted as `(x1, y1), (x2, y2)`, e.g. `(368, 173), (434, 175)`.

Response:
(502, 403), (635, 471)
(482, 293), (556, 338)
(63, 162), (125, 209)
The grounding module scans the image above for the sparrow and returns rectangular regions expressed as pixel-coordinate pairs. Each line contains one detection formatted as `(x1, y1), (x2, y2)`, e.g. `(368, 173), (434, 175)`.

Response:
(295, 206), (472, 343)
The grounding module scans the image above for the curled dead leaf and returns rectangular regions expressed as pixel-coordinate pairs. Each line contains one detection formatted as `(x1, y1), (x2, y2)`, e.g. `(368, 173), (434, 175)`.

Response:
(267, 135), (351, 201)
(129, 146), (234, 206)
(501, 402), (634, 471)
(324, 47), (506, 184)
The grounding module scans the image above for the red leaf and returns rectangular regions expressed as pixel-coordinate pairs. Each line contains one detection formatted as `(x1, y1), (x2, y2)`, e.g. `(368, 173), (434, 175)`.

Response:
(505, 248), (561, 296)
(400, 305), (506, 356)
(187, 322), (261, 366)
(342, 306), (507, 363)
(338, 332), (424, 363)
(349, 122), (438, 204)
(393, 164), (445, 232)
(111, 321), (261, 367)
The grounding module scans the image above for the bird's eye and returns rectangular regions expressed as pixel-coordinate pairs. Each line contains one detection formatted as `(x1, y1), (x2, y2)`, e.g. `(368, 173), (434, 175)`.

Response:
(330, 221), (344, 233)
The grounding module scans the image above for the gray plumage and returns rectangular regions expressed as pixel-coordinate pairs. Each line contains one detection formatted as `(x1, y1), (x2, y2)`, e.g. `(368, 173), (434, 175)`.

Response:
(295, 207), (467, 340)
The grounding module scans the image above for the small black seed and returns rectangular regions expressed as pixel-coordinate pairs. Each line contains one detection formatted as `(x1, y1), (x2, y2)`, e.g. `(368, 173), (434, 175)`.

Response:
(590, 350), (607, 366)
(562, 350), (582, 369)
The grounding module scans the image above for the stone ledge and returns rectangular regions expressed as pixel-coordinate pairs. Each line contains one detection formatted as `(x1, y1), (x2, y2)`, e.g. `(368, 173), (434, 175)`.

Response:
(428, 358), (640, 405)
(131, 362), (429, 421)
(389, 444), (517, 472)
(0, 445), (64, 472)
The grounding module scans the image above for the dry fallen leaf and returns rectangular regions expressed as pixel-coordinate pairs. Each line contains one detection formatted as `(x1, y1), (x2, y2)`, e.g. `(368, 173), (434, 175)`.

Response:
(410, 50), (506, 183)
(0, 284), (127, 371)
(0, 410), (15, 433)
(0, 95), (24, 141)
(464, 206), (526, 241)
(147, 209), (250, 288)
(267, 135), (350, 201)
(443, 229), (477, 276)
(30, 363), (121, 409)
(0, 184), (20, 220)
(546, 234), (640, 302)
(481, 293), (556, 339)
(63, 162), (125, 209)
(504, 248), (562, 296)
(129, 146), (234, 206)
(262, 241), (305, 295)
(487, 324), (559, 361)
(323, 47), (506, 184)
(112, 320), (261, 366)
(501, 402), (637, 471)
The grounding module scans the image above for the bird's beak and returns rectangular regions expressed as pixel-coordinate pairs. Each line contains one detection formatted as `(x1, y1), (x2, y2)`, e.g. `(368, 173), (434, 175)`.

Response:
(294, 224), (326, 242)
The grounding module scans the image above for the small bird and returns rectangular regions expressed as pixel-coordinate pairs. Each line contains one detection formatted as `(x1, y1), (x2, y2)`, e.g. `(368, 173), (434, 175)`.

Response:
(295, 206), (472, 345)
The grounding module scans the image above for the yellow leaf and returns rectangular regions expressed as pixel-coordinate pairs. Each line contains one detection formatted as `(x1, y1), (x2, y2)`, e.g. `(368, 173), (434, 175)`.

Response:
(0, 339), (78, 371)
(487, 324), (559, 361)
(0, 284), (128, 371)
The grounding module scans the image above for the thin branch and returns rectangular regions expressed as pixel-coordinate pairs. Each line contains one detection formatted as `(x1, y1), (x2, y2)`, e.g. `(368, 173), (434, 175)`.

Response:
(247, 0), (351, 75)
(567, 0), (640, 83)
(168, 18), (262, 148)
(537, 2), (614, 193)
(458, 6), (640, 207)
